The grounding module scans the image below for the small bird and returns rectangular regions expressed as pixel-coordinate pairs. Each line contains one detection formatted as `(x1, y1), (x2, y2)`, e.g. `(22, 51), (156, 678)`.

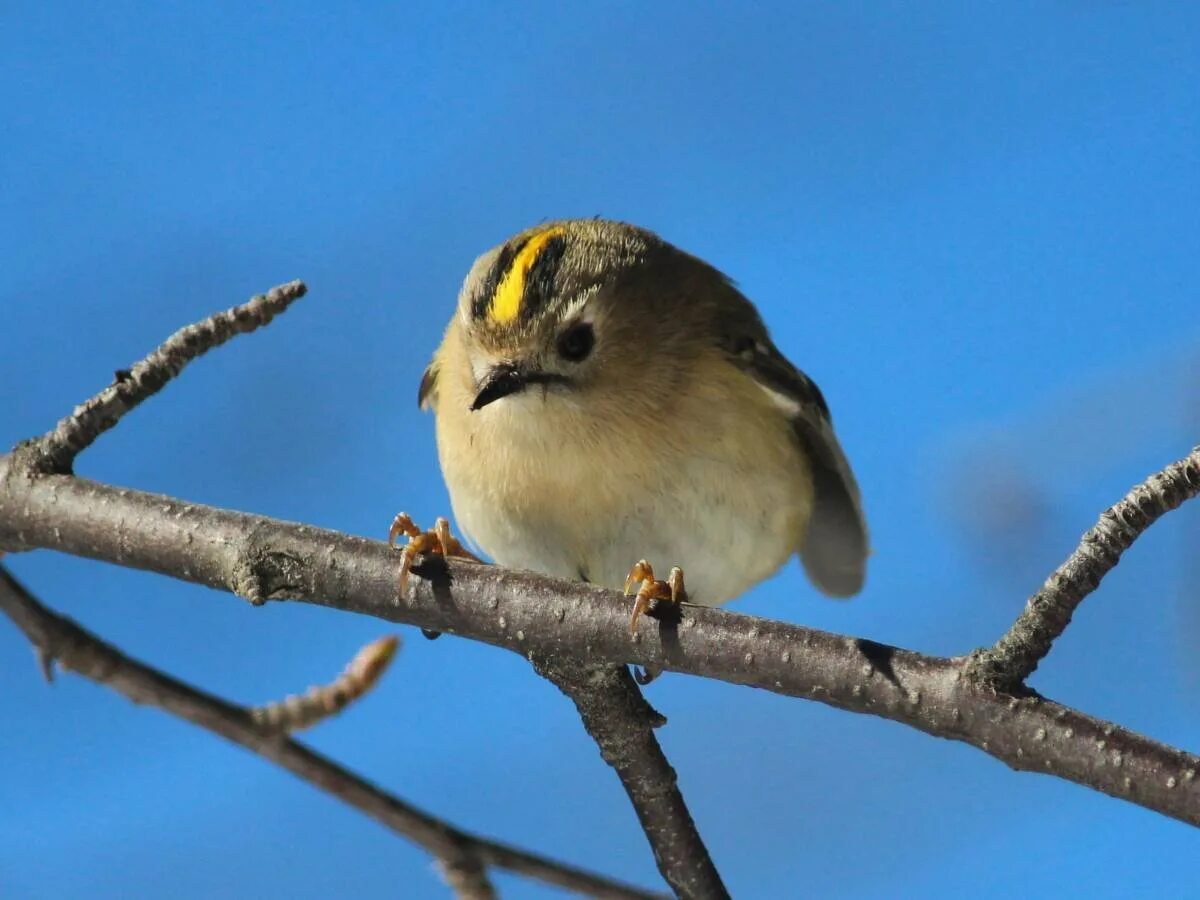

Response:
(410, 219), (867, 630)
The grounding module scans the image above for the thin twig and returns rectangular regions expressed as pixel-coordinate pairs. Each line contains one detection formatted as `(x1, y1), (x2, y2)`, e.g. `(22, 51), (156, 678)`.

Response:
(533, 658), (730, 900)
(3, 465), (1197, 827)
(22, 280), (307, 474)
(0, 565), (666, 900)
(251, 634), (400, 732)
(967, 445), (1200, 688)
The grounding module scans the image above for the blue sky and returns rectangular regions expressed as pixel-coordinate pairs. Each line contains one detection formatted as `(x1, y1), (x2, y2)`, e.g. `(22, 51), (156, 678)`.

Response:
(2, 3), (1199, 897)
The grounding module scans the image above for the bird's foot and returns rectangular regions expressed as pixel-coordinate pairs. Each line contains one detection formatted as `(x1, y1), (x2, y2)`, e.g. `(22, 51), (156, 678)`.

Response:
(387, 513), (480, 595)
(623, 559), (686, 635)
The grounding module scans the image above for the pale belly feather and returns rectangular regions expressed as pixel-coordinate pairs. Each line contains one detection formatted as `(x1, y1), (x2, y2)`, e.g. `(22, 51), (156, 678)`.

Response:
(437, 375), (813, 607)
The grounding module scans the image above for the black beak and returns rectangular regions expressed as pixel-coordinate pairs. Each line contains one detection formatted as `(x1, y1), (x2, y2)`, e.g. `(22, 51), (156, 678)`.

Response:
(471, 365), (567, 411)
(471, 365), (527, 411)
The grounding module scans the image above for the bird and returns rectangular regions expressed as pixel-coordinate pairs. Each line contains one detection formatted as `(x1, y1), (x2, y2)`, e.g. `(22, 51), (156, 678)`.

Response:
(402, 218), (868, 631)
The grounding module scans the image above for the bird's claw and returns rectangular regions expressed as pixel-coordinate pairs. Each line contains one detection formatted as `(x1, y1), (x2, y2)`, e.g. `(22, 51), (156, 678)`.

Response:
(623, 559), (686, 635)
(388, 513), (479, 596)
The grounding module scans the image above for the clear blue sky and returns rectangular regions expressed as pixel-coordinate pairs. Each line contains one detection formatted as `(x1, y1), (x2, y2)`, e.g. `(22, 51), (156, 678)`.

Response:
(3, 3), (1199, 897)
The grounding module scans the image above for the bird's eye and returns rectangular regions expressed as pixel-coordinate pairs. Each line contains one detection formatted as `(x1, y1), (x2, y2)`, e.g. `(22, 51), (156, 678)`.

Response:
(556, 322), (595, 362)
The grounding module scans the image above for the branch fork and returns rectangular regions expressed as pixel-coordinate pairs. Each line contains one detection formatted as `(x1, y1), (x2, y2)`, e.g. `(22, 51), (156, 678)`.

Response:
(3, 280), (1199, 899)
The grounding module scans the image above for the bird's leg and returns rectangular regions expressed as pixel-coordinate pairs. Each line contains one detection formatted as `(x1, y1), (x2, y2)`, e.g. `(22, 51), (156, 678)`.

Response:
(387, 513), (481, 596)
(623, 559), (687, 635)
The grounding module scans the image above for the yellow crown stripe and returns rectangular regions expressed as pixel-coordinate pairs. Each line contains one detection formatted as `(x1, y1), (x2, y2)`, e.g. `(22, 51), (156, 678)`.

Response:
(488, 226), (567, 325)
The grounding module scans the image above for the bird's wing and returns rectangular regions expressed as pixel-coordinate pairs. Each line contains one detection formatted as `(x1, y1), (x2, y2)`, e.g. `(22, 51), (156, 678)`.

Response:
(721, 319), (869, 597)
(417, 363), (438, 410)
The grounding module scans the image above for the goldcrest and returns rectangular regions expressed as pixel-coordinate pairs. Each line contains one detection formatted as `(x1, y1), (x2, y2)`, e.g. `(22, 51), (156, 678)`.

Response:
(417, 219), (867, 623)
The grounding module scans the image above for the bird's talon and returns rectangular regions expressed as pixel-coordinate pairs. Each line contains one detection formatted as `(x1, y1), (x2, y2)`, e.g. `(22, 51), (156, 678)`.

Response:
(624, 560), (686, 634)
(434, 517), (453, 553)
(629, 592), (650, 636)
(668, 566), (684, 604)
(387, 512), (420, 548)
(388, 512), (480, 596)
(623, 559), (652, 596)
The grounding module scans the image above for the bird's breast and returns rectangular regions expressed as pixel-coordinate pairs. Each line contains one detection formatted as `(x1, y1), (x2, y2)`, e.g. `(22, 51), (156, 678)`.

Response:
(433, 366), (812, 605)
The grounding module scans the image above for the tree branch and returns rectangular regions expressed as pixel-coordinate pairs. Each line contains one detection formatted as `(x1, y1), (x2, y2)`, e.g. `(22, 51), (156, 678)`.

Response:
(533, 658), (729, 900)
(21, 280), (307, 475)
(0, 565), (664, 900)
(967, 445), (1200, 688)
(3, 463), (1198, 826)
(5, 279), (711, 895)
(6, 279), (1200, 897)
